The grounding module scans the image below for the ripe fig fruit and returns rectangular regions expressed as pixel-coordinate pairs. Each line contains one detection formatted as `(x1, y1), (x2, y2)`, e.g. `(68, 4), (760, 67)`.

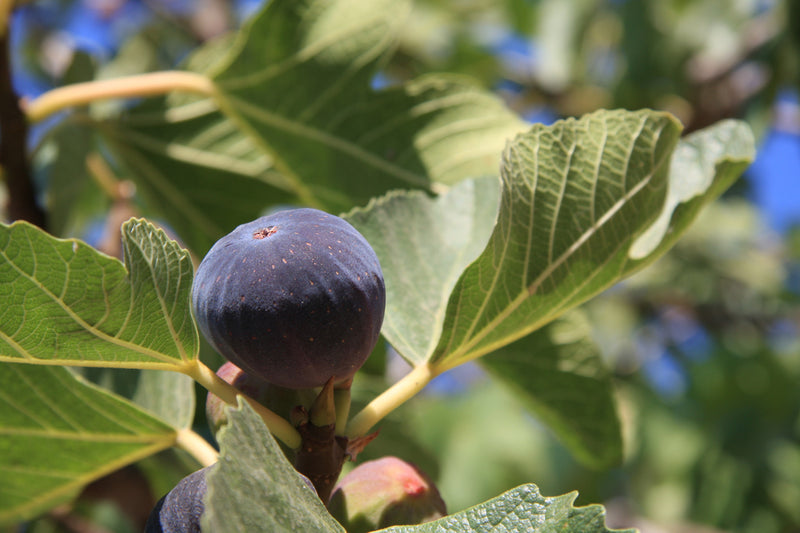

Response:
(327, 456), (447, 532)
(145, 466), (208, 533)
(192, 208), (385, 389)
(205, 361), (303, 434)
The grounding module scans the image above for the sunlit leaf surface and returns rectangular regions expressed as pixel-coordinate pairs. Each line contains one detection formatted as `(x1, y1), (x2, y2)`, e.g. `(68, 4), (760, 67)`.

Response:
(209, 0), (526, 211)
(0, 219), (197, 370)
(432, 111), (753, 369)
(380, 484), (632, 533)
(344, 177), (500, 366)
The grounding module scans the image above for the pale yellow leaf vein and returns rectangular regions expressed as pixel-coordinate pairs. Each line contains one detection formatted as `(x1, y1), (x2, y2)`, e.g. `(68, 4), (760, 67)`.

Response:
(0, 247), (179, 365)
(52, 369), (160, 435)
(222, 95), (431, 188)
(452, 165), (658, 363)
(11, 366), (84, 432)
(0, 440), (174, 523)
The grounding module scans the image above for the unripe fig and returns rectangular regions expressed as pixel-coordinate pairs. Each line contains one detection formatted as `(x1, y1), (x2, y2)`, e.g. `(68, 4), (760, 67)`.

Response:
(145, 466), (209, 533)
(327, 456), (447, 532)
(192, 208), (385, 389)
(205, 361), (303, 434)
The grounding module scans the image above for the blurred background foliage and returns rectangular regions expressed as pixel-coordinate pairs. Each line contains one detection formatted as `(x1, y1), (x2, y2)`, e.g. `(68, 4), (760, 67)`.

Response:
(4, 0), (800, 532)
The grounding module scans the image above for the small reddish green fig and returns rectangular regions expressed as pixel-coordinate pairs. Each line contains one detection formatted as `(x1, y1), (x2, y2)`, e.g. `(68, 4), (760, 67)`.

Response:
(191, 208), (385, 389)
(327, 456), (447, 532)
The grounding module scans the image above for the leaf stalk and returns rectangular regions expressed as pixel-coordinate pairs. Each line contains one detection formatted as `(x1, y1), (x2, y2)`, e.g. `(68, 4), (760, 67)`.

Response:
(25, 71), (217, 123)
(174, 428), (219, 467)
(184, 360), (302, 449)
(345, 362), (438, 438)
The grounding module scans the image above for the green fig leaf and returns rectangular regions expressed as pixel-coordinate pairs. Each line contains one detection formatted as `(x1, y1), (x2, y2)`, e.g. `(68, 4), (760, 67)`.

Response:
(378, 484), (632, 532)
(202, 399), (345, 532)
(0, 218), (197, 371)
(0, 364), (176, 525)
(344, 177), (500, 366)
(481, 311), (622, 469)
(431, 110), (754, 370)
(208, 0), (525, 212)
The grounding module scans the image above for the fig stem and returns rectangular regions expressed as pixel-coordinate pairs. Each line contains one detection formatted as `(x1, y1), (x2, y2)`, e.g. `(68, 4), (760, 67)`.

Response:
(345, 363), (438, 438)
(184, 360), (303, 449)
(334, 387), (351, 434)
(175, 428), (219, 468)
(24, 71), (217, 123)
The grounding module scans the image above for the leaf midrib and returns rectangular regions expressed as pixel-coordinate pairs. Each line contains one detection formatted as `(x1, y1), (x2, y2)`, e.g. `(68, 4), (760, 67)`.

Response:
(0, 426), (173, 442)
(0, 440), (174, 523)
(222, 94), (433, 188)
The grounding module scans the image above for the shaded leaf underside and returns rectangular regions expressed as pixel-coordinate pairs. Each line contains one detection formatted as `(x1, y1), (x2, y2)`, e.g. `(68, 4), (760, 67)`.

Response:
(433, 110), (682, 368)
(480, 311), (623, 469)
(0, 364), (175, 524)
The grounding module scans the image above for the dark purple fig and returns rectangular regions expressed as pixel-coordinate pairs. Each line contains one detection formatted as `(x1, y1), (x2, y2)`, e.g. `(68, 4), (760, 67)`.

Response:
(145, 464), (317, 533)
(327, 456), (447, 532)
(205, 361), (304, 434)
(192, 208), (385, 389)
(145, 467), (209, 533)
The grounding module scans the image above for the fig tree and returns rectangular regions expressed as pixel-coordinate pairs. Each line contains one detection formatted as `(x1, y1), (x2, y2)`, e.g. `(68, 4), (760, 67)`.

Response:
(327, 456), (447, 532)
(192, 208), (385, 389)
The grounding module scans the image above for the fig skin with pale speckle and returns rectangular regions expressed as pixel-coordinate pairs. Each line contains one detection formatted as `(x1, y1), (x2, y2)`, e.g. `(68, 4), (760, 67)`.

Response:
(191, 208), (385, 389)
(145, 467), (208, 533)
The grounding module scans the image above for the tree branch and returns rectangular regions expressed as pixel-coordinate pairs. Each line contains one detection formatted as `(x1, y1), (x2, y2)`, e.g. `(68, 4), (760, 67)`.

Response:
(0, 17), (46, 227)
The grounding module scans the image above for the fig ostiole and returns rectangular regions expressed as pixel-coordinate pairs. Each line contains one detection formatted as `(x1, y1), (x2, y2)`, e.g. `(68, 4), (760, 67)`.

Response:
(192, 208), (386, 390)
